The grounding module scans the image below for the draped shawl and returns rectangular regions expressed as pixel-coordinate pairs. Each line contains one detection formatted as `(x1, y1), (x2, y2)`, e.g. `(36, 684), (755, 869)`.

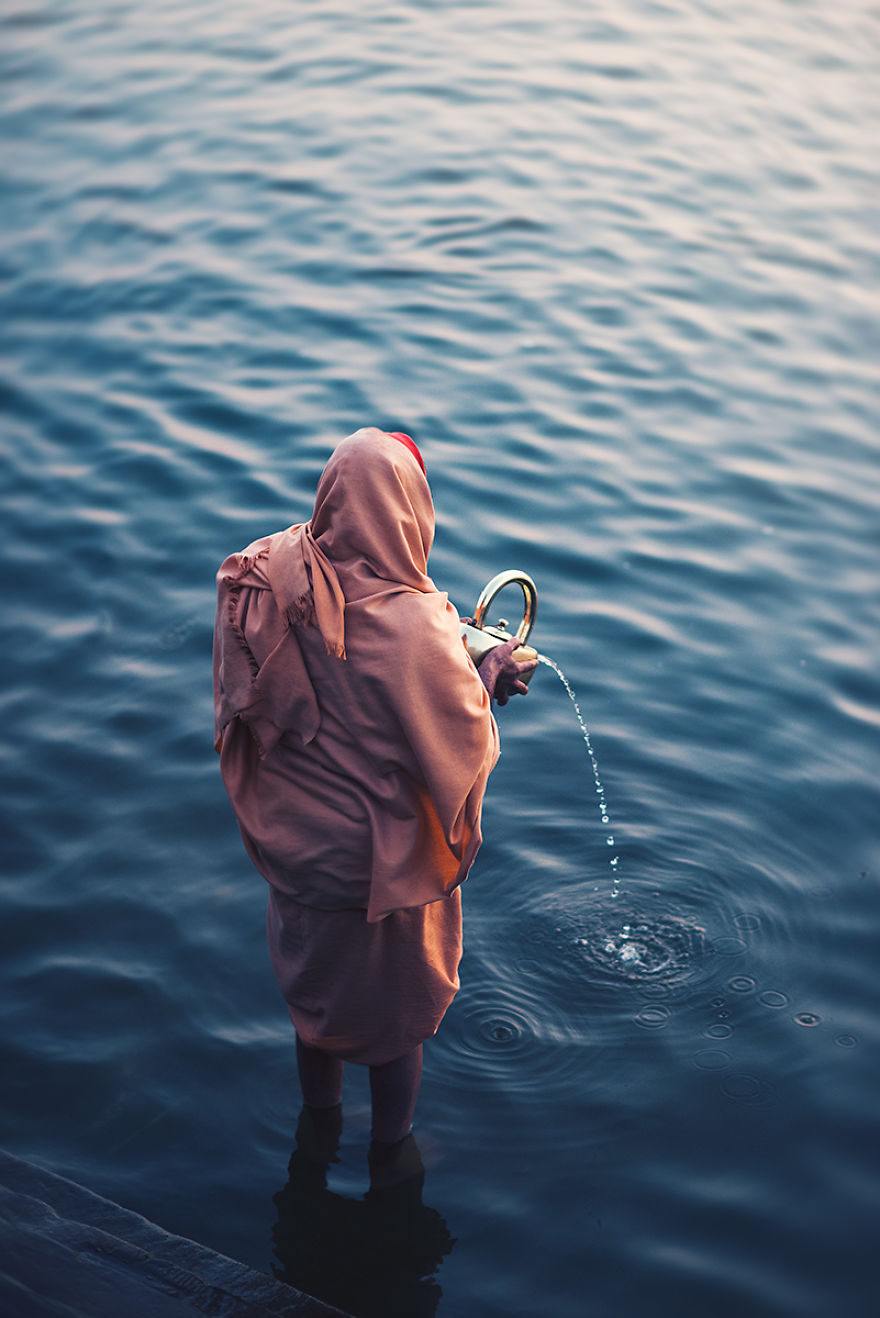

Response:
(213, 427), (499, 922)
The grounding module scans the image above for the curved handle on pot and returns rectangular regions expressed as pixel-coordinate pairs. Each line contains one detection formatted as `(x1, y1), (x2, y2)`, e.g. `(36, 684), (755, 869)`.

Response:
(472, 570), (538, 644)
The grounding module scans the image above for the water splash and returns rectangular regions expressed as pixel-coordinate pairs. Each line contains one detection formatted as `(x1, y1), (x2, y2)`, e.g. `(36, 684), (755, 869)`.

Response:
(537, 654), (621, 897)
(563, 909), (707, 988)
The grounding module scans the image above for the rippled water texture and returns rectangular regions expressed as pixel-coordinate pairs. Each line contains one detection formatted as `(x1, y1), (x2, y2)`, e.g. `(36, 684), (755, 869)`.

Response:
(2, 2), (879, 1316)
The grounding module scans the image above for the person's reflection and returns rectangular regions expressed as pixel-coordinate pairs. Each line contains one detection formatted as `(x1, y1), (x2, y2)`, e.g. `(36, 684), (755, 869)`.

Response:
(272, 1106), (455, 1318)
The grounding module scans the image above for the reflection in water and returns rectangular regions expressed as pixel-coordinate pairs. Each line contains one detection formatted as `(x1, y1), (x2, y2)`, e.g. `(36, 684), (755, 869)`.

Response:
(272, 1108), (454, 1318)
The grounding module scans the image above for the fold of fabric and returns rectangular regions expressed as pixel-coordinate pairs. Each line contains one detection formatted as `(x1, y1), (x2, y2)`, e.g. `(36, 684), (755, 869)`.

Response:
(266, 523), (348, 657)
(213, 536), (321, 758)
(266, 886), (462, 1065)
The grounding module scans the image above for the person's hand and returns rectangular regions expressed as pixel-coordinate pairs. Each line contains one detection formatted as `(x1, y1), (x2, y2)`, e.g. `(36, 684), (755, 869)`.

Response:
(477, 639), (538, 706)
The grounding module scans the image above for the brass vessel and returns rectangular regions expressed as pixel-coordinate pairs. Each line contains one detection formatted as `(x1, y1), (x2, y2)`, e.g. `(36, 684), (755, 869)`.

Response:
(460, 570), (538, 682)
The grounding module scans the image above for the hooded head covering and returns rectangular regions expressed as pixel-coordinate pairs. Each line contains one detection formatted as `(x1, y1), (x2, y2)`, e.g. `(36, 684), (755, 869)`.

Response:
(265, 426), (435, 659)
(214, 428), (433, 749)
(213, 427), (499, 921)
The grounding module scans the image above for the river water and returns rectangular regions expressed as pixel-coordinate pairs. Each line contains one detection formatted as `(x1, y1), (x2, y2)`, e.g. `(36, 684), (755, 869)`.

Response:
(2, 2), (879, 1315)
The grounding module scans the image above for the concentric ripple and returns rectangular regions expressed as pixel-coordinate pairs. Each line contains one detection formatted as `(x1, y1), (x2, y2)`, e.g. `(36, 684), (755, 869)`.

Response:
(428, 982), (588, 1098)
(720, 1073), (778, 1108)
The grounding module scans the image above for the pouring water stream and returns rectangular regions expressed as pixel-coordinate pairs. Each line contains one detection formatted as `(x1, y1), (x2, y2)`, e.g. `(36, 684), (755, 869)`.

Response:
(467, 568), (667, 973)
(536, 653), (621, 901)
(467, 567), (678, 973)
(534, 654), (698, 980)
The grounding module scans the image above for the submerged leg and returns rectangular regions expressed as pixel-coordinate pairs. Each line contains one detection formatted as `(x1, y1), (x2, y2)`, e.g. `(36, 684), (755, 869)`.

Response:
(368, 1044), (423, 1144)
(296, 1033), (344, 1109)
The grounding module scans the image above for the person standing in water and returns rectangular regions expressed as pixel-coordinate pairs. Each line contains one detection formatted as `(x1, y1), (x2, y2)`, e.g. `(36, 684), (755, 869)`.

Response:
(213, 427), (535, 1169)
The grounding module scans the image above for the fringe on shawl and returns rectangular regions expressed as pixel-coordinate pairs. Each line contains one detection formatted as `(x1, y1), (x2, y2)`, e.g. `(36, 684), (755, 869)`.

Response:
(286, 593), (346, 659)
(285, 594), (317, 630)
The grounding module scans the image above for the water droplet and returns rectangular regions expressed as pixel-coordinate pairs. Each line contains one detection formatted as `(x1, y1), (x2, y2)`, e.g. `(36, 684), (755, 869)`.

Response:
(728, 976), (756, 994)
(795, 1012), (822, 1027)
(706, 1023), (733, 1039)
(759, 990), (788, 1009)
(834, 1035), (857, 1048)
(733, 913), (761, 931)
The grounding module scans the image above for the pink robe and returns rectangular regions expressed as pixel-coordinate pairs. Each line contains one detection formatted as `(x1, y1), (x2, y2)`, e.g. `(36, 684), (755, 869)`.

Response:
(214, 428), (499, 1064)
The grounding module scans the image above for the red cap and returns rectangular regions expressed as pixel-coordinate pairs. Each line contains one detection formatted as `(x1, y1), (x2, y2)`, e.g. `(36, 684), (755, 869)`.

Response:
(387, 431), (426, 476)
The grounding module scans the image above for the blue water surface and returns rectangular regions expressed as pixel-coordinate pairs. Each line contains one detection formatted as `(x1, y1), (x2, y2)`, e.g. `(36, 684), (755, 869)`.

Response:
(2, 2), (879, 1315)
